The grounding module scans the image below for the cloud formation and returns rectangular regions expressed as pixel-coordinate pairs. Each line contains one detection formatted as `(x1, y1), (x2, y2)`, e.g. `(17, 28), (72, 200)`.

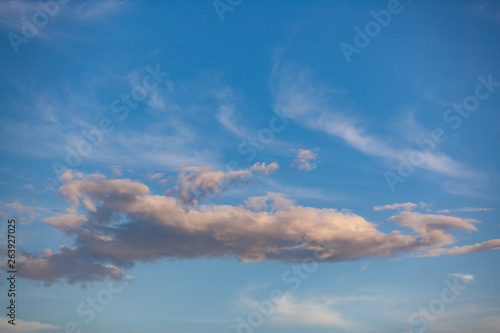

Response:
(421, 239), (500, 257)
(175, 162), (278, 207)
(436, 207), (493, 214)
(244, 192), (295, 212)
(373, 202), (417, 211)
(1, 202), (36, 223)
(270, 64), (472, 178)
(290, 149), (318, 171)
(16, 247), (126, 286)
(241, 292), (352, 329)
(0, 318), (60, 333)
(450, 273), (474, 283)
(5, 171), (499, 285)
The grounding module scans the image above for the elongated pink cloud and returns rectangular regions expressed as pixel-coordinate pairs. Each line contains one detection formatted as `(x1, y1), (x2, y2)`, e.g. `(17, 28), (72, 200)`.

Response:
(5, 170), (499, 285)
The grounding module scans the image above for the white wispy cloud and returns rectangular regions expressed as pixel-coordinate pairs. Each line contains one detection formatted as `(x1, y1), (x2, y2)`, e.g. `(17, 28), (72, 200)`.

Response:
(0, 0), (130, 34)
(1, 202), (36, 223)
(270, 62), (473, 178)
(421, 239), (500, 257)
(73, 0), (129, 19)
(0, 319), (60, 333)
(149, 172), (164, 180)
(436, 207), (493, 214)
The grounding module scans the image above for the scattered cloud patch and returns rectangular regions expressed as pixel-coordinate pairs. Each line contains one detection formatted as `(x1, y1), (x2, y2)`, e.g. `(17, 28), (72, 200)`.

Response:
(374, 202), (417, 211)
(269, 293), (351, 328)
(244, 192), (295, 212)
(0, 318), (60, 333)
(290, 148), (318, 171)
(1, 202), (36, 223)
(436, 207), (493, 214)
(149, 172), (164, 181)
(73, 0), (129, 19)
(450, 273), (474, 283)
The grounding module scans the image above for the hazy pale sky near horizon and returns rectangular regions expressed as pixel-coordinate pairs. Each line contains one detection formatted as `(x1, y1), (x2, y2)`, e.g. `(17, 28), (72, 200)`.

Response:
(1, 1), (500, 332)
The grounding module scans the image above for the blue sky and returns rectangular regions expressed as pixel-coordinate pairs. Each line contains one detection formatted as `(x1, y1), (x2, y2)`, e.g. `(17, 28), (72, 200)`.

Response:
(1, 0), (500, 332)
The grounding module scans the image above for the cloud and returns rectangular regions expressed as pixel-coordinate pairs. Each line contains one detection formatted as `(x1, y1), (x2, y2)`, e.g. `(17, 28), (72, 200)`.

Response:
(9, 247), (126, 286)
(6, 170), (498, 285)
(2, 202), (36, 223)
(450, 273), (474, 283)
(268, 292), (351, 328)
(270, 63), (472, 178)
(213, 86), (251, 139)
(44, 213), (88, 232)
(290, 149), (318, 171)
(0, 0), (129, 34)
(388, 211), (479, 234)
(236, 291), (372, 330)
(73, 0), (129, 19)
(21, 184), (36, 190)
(216, 104), (248, 139)
(374, 202), (418, 211)
(0, 318), (60, 333)
(107, 165), (122, 176)
(249, 162), (279, 174)
(175, 162), (279, 207)
(149, 172), (164, 180)
(0, 1), (45, 32)
(436, 207), (493, 214)
(244, 192), (295, 212)
(421, 239), (500, 257)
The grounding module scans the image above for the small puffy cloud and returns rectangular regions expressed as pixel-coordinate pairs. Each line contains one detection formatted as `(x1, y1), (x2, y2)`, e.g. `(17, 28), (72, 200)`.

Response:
(249, 162), (279, 174)
(290, 149), (318, 171)
(374, 202), (417, 211)
(450, 273), (474, 283)
(436, 207), (493, 214)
